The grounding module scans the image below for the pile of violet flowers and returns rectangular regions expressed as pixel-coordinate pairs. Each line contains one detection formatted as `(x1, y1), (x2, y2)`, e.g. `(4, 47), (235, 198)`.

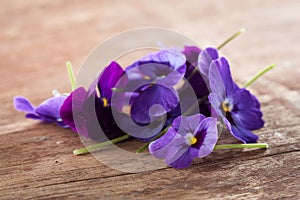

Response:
(14, 30), (273, 169)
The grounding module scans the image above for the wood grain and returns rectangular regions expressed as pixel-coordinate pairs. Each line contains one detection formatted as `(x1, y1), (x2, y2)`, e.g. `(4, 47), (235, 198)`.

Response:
(1, 0), (299, 199)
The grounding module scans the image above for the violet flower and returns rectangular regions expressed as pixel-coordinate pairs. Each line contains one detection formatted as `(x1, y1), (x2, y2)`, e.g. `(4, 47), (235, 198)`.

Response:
(208, 57), (264, 143)
(149, 114), (218, 169)
(60, 61), (127, 141)
(13, 95), (68, 127)
(125, 49), (187, 125)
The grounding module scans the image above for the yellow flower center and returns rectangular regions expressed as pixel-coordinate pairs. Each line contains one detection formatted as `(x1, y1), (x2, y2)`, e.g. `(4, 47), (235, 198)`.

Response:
(143, 75), (151, 80)
(186, 133), (197, 145)
(222, 100), (232, 112)
(190, 136), (197, 145)
(102, 98), (108, 107)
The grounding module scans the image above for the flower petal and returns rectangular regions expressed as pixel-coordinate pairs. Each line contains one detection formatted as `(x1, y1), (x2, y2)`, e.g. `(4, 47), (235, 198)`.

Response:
(168, 147), (197, 169)
(196, 117), (218, 158)
(165, 135), (191, 168)
(127, 50), (186, 87)
(217, 57), (238, 95)
(208, 93), (224, 117)
(60, 91), (77, 132)
(131, 84), (179, 124)
(231, 125), (259, 143)
(182, 46), (201, 64)
(98, 61), (125, 100)
(25, 113), (42, 120)
(13, 96), (35, 113)
(198, 47), (219, 79)
(172, 114), (206, 136)
(231, 89), (264, 130)
(149, 127), (177, 159)
(35, 96), (66, 122)
(209, 60), (226, 98)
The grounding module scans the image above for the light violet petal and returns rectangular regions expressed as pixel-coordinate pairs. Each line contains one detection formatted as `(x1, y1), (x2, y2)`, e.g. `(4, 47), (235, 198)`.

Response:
(197, 117), (218, 158)
(149, 127), (177, 159)
(172, 114), (206, 136)
(208, 93), (224, 117)
(165, 136), (190, 167)
(13, 96), (35, 113)
(208, 59), (226, 97)
(35, 96), (67, 121)
(198, 47), (219, 79)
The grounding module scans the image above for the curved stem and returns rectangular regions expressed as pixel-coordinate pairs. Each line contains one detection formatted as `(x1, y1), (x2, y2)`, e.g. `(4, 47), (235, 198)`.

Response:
(66, 61), (76, 91)
(214, 143), (268, 150)
(217, 28), (245, 50)
(73, 134), (130, 155)
(243, 64), (275, 88)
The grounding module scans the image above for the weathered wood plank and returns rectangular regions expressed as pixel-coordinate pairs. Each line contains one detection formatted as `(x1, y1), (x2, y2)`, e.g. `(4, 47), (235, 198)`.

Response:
(0, 101), (299, 199)
(2, 151), (299, 199)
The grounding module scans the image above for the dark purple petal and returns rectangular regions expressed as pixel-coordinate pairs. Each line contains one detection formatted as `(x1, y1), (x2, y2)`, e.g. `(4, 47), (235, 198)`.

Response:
(231, 89), (258, 112)
(25, 113), (42, 120)
(93, 97), (126, 141)
(149, 127), (177, 159)
(131, 84), (179, 124)
(56, 120), (69, 128)
(217, 57), (238, 95)
(13, 96), (35, 113)
(182, 46), (201, 64)
(60, 90), (78, 132)
(231, 89), (264, 130)
(35, 96), (66, 122)
(231, 125), (259, 143)
(98, 61), (125, 100)
(184, 65), (209, 97)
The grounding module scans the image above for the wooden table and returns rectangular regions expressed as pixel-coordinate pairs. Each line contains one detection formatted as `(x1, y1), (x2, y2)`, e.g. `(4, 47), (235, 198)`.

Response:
(1, 0), (299, 199)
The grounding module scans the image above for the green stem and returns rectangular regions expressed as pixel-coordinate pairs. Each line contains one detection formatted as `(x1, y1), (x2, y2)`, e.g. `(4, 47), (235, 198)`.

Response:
(111, 87), (126, 92)
(73, 134), (130, 155)
(66, 61), (76, 91)
(243, 64), (275, 88)
(217, 28), (245, 50)
(214, 143), (268, 150)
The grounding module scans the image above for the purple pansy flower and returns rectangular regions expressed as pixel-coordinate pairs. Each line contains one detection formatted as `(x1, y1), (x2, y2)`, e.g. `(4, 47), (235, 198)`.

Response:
(60, 61), (127, 141)
(125, 49), (187, 125)
(208, 57), (264, 143)
(13, 95), (68, 127)
(149, 114), (218, 169)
